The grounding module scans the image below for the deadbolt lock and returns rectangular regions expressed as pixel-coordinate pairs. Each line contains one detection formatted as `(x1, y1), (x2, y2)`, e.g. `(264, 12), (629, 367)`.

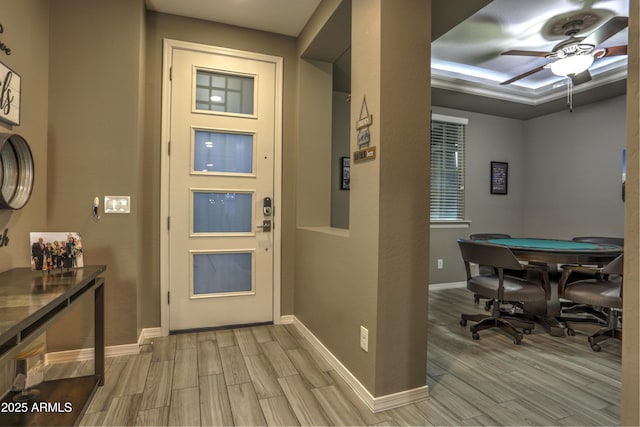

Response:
(258, 220), (272, 232)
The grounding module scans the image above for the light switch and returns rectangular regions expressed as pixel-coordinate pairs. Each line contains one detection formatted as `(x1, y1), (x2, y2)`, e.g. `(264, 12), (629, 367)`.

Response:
(104, 196), (131, 213)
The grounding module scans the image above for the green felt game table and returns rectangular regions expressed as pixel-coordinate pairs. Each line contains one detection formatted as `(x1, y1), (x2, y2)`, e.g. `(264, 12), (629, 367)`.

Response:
(484, 238), (622, 265)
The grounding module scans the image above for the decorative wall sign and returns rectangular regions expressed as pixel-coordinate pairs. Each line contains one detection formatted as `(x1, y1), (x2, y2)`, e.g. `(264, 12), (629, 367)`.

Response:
(356, 96), (372, 148)
(0, 60), (20, 126)
(353, 146), (376, 163)
(0, 23), (12, 56)
(356, 115), (372, 130)
(490, 161), (508, 195)
(357, 128), (370, 146)
(0, 228), (9, 247)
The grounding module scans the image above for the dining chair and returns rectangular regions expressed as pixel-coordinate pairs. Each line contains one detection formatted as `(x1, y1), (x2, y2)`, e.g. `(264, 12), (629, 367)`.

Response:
(457, 239), (550, 344)
(558, 254), (623, 352)
(469, 233), (514, 310)
(559, 236), (624, 322)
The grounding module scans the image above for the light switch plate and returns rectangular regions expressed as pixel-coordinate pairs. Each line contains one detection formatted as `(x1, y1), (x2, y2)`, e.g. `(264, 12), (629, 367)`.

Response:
(104, 196), (131, 213)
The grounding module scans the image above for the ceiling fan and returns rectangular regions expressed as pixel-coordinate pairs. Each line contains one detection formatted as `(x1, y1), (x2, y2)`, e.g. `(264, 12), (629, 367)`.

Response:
(500, 14), (628, 86)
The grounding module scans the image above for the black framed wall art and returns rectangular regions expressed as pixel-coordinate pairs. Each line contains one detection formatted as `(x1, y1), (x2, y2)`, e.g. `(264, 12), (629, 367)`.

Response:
(341, 156), (350, 190)
(490, 161), (508, 195)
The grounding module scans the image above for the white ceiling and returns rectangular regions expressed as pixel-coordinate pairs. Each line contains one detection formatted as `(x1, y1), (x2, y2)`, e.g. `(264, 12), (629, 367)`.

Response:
(144, 0), (629, 119)
(144, 0), (322, 37)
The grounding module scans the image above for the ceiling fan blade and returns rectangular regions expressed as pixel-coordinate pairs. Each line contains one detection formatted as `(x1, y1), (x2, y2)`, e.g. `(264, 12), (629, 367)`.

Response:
(602, 45), (628, 57)
(582, 16), (629, 47)
(571, 69), (592, 85)
(501, 49), (549, 57)
(500, 64), (547, 85)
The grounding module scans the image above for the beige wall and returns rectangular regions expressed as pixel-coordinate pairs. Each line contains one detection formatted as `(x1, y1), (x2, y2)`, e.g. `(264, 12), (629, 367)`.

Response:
(295, 0), (380, 394)
(375, 0), (430, 395)
(45, 0), (146, 350)
(623, 2), (640, 424)
(331, 90), (350, 229)
(0, 0), (51, 395)
(0, 0), (50, 271)
(295, 0), (430, 397)
(297, 59), (334, 226)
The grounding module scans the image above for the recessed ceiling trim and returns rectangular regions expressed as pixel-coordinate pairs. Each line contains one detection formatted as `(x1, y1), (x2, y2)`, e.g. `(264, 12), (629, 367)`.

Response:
(432, 67), (627, 106)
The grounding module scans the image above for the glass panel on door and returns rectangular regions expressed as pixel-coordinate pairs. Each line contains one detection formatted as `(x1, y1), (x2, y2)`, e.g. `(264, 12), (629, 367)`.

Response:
(192, 252), (253, 296)
(192, 191), (253, 233)
(193, 130), (254, 174)
(195, 70), (254, 114)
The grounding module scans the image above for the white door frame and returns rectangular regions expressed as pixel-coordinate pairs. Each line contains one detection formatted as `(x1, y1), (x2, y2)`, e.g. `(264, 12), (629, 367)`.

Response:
(160, 39), (283, 335)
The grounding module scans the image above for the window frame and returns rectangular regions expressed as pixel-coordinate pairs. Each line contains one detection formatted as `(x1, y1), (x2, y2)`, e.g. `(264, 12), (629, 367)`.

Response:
(430, 113), (468, 224)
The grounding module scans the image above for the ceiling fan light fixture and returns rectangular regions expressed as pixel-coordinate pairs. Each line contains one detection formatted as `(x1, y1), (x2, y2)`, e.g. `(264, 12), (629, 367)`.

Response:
(549, 54), (594, 76)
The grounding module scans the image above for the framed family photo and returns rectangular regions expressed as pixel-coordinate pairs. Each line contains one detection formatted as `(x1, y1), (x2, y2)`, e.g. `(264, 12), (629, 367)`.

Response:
(30, 232), (83, 271)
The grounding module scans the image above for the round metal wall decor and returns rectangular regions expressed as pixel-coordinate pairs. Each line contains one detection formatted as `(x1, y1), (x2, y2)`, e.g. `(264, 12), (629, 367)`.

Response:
(0, 133), (34, 209)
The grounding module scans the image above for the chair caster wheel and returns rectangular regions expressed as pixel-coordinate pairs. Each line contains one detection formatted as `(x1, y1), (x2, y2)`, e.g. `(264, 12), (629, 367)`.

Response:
(459, 319), (467, 327)
(474, 296), (480, 304)
(484, 301), (492, 311)
(514, 333), (523, 345)
(567, 328), (575, 336)
(472, 332), (480, 340)
(590, 343), (601, 352)
(523, 328), (532, 335)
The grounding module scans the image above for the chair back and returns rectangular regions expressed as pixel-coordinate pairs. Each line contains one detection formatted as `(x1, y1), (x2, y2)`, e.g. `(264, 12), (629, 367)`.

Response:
(572, 236), (624, 247)
(602, 254), (624, 275)
(469, 233), (511, 240)
(457, 239), (523, 272)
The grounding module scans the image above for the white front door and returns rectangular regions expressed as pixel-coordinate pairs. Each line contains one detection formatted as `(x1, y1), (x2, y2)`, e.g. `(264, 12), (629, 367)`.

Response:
(163, 41), (282, 331)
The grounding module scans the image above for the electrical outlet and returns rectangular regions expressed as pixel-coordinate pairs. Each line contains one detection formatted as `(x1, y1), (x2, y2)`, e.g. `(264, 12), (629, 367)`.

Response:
(360, 326), (368, 352)
(437, 259), (444, 269)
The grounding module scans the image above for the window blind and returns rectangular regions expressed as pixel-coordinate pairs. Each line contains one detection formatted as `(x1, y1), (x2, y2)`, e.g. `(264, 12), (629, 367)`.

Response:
(430, 115), (467, 221)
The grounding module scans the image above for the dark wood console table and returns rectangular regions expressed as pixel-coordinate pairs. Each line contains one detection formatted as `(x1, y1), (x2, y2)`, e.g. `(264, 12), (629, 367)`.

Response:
(0, 265), (106, 426)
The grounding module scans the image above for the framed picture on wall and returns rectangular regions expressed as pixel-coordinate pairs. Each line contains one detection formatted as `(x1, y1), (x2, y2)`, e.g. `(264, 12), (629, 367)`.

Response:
(341, 156), (350, 190)
(490, 161), (508, 195)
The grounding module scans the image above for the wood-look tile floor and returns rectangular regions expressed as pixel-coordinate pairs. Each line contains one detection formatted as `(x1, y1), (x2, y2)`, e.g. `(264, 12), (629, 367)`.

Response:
(46, 286), (621, 426)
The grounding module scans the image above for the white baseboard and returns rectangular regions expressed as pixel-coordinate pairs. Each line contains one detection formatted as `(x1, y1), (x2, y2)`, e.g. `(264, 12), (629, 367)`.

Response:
(45, 327), (163, 365)
(429, 281), (466, 290)
(137, 327), (163, 346)
(45, 343), (140, 365)
(291, 317), (429, 413)
(278, 315), (295, 325)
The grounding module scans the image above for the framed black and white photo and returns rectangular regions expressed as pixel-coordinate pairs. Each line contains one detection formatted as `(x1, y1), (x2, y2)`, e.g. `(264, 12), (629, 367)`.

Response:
(490, 161), (508, 195)
(341, 156), (350, 190)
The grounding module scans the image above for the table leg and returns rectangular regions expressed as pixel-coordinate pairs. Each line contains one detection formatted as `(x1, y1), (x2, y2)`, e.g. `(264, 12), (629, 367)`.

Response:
(94, 278), (105, 386)
(523, 280), (565, 337)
